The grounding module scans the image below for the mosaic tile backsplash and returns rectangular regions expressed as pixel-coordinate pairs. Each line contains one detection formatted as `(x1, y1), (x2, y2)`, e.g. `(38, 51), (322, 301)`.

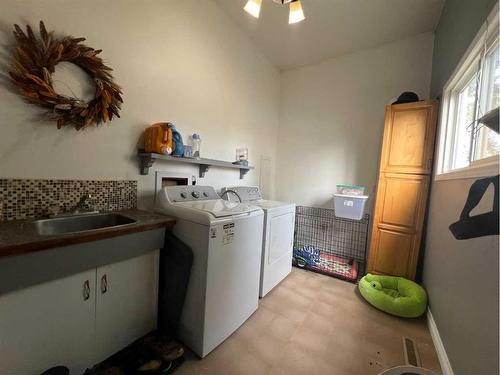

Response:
(0, 179), (137, 221)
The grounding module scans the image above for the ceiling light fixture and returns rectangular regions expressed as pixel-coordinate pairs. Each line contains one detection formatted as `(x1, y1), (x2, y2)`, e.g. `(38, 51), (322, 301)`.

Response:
(243, 0), (262, 18)
(288, 0), (305, 24)
(243, 0), (306, 24)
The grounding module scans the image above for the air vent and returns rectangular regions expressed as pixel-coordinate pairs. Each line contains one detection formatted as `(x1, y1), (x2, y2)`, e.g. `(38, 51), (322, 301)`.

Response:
(403, 336), (421, 367)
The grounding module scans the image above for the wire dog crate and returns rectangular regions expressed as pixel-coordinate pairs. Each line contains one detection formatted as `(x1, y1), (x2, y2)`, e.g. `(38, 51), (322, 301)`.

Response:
(293, 206), (369, 283)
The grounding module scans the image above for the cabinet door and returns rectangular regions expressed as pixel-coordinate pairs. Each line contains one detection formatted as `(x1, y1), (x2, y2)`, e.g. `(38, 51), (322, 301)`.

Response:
(380, 101), (438, 174)
(268, 211), (295, 264)
(0, 270), (96, 375)
(368, 173), (429, 279)
(95, 251), (159, 363)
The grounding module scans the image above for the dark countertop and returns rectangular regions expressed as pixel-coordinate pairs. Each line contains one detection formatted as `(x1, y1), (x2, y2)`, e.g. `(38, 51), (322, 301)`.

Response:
(0, 209), (176, 259)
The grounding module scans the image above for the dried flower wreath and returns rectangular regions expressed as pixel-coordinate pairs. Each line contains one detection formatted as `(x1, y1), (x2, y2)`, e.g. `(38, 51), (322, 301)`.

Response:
(9, 21), (123, 129)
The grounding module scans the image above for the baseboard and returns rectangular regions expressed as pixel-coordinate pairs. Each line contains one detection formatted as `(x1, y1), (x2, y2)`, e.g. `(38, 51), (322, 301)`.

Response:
(427, 308), (455, 375)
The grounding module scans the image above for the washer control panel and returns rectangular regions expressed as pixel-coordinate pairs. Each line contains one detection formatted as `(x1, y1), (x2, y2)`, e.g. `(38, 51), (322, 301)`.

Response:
(222, 186), (262, 202)
(164, 186), (220, 202)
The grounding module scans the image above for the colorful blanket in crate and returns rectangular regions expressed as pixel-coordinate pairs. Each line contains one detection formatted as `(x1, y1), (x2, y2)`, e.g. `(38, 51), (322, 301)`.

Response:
(293, 245), (358, 281)
(293, 245), (320, 267)
(317, 253), (358, 281)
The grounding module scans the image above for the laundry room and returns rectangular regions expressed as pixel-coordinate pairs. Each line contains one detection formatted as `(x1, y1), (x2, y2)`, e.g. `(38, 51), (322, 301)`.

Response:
(0, 1), (498, 375)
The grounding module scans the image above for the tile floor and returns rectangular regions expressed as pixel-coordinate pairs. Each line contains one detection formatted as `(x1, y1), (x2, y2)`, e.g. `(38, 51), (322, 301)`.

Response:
(176, 268), (442, 375)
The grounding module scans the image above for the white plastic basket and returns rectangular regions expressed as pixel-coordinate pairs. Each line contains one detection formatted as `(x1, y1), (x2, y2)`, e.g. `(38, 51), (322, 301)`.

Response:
(333, 193), (368, 220)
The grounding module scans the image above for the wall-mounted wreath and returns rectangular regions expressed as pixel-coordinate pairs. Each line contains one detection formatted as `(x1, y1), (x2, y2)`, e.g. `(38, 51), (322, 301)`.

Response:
(9, 21), (123, 130)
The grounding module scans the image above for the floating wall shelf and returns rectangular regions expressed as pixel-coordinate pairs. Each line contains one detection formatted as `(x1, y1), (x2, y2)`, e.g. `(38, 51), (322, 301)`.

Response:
(138, 152), (254, 179)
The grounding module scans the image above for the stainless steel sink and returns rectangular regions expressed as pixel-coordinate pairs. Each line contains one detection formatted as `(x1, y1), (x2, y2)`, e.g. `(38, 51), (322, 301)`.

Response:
(32, 213), (136, 235)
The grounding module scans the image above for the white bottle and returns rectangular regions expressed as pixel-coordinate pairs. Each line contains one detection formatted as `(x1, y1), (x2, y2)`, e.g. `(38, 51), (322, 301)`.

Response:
(191, 133), (201, 159)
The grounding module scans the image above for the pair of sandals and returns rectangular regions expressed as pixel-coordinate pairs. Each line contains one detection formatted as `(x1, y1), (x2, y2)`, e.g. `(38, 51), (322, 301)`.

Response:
(134, 336), (185, 374)
(85, 334), (185, 375)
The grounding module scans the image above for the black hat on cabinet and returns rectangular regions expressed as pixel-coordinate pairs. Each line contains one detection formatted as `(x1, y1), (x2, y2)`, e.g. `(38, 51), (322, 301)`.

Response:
(393, 92), (419, 104)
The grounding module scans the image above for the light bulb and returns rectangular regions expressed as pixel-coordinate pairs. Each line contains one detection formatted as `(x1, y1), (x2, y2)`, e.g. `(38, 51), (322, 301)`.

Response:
(289, 0), (305, 24)
(244, 0), (263, 18)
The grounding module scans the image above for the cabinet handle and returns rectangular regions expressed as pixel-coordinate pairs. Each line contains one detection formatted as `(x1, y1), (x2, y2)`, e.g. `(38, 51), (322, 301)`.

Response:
(83, 280), (90, 301)
(101, 274), (108, 294)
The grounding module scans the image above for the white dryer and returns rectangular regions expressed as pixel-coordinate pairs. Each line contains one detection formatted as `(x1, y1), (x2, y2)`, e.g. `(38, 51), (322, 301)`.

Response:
(155, 186), (263, 358)
(222, 186), (296, 297)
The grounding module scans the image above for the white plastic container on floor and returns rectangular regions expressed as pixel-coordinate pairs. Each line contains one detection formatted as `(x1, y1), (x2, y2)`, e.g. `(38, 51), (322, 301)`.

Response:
(333, 193), (368, 220)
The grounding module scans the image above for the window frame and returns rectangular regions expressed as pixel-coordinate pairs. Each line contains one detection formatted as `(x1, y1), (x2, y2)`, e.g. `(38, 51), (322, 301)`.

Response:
(435, 3), (500, 181)
(445, 62), (480, 172)
(474, 40), (500, 161)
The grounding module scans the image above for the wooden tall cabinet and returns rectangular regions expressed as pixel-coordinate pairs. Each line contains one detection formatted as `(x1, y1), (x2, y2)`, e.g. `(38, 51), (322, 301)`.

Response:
(367, 100), (438, 280)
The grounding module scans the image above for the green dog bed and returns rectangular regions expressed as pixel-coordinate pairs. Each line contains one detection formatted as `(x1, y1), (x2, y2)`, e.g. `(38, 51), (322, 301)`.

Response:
(358, 274), (427, 318)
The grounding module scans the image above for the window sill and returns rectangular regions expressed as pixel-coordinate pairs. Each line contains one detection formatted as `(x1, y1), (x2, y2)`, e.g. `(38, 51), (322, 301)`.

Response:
(434, 156), (499, 181)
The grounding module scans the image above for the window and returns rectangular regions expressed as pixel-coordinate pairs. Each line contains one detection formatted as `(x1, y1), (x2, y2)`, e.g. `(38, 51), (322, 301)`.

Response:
(437, 6), (500, 179)
(475, 44), (500, 161)
(450, 71), (479, 170)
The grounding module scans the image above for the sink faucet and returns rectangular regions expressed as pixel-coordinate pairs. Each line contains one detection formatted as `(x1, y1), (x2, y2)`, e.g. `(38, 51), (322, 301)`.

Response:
(72, 193), (93, 214)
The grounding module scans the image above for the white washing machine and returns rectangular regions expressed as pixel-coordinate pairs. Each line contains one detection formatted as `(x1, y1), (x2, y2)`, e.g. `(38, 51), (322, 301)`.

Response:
(155, 186), (264, 358)
(221, 186), (296, 297)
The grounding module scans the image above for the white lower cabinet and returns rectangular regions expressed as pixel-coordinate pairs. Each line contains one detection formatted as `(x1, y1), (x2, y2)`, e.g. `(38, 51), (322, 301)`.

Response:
(0, 269), (96, 375)
(0, 251), (159, 375)
(95, 251), (159, 364)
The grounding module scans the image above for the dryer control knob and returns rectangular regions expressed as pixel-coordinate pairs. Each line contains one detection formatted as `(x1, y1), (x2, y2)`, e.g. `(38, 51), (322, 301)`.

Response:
(192, 191), (200, 198)
(180, 192), (188, 199)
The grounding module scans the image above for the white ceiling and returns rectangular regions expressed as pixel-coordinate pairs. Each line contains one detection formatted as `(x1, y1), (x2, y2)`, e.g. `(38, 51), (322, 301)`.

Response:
(214, 0), (445, 70)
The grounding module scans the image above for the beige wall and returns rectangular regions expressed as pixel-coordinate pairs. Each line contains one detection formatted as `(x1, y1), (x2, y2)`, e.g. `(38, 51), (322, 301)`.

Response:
(0, 1), (436, 212)
(423, 178), (499, 375)
(275, 33), (434, 208)
(0, 0), (281, 208)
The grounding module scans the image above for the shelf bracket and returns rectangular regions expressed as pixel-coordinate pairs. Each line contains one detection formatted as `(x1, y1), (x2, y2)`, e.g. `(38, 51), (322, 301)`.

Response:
(199, 164), (209, 178)
(139, 154), (155, 175)
(240, 168), (250, 179)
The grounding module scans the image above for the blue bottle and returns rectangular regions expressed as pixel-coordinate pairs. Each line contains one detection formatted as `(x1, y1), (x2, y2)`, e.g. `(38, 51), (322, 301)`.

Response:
(168, 123), (185, 157)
